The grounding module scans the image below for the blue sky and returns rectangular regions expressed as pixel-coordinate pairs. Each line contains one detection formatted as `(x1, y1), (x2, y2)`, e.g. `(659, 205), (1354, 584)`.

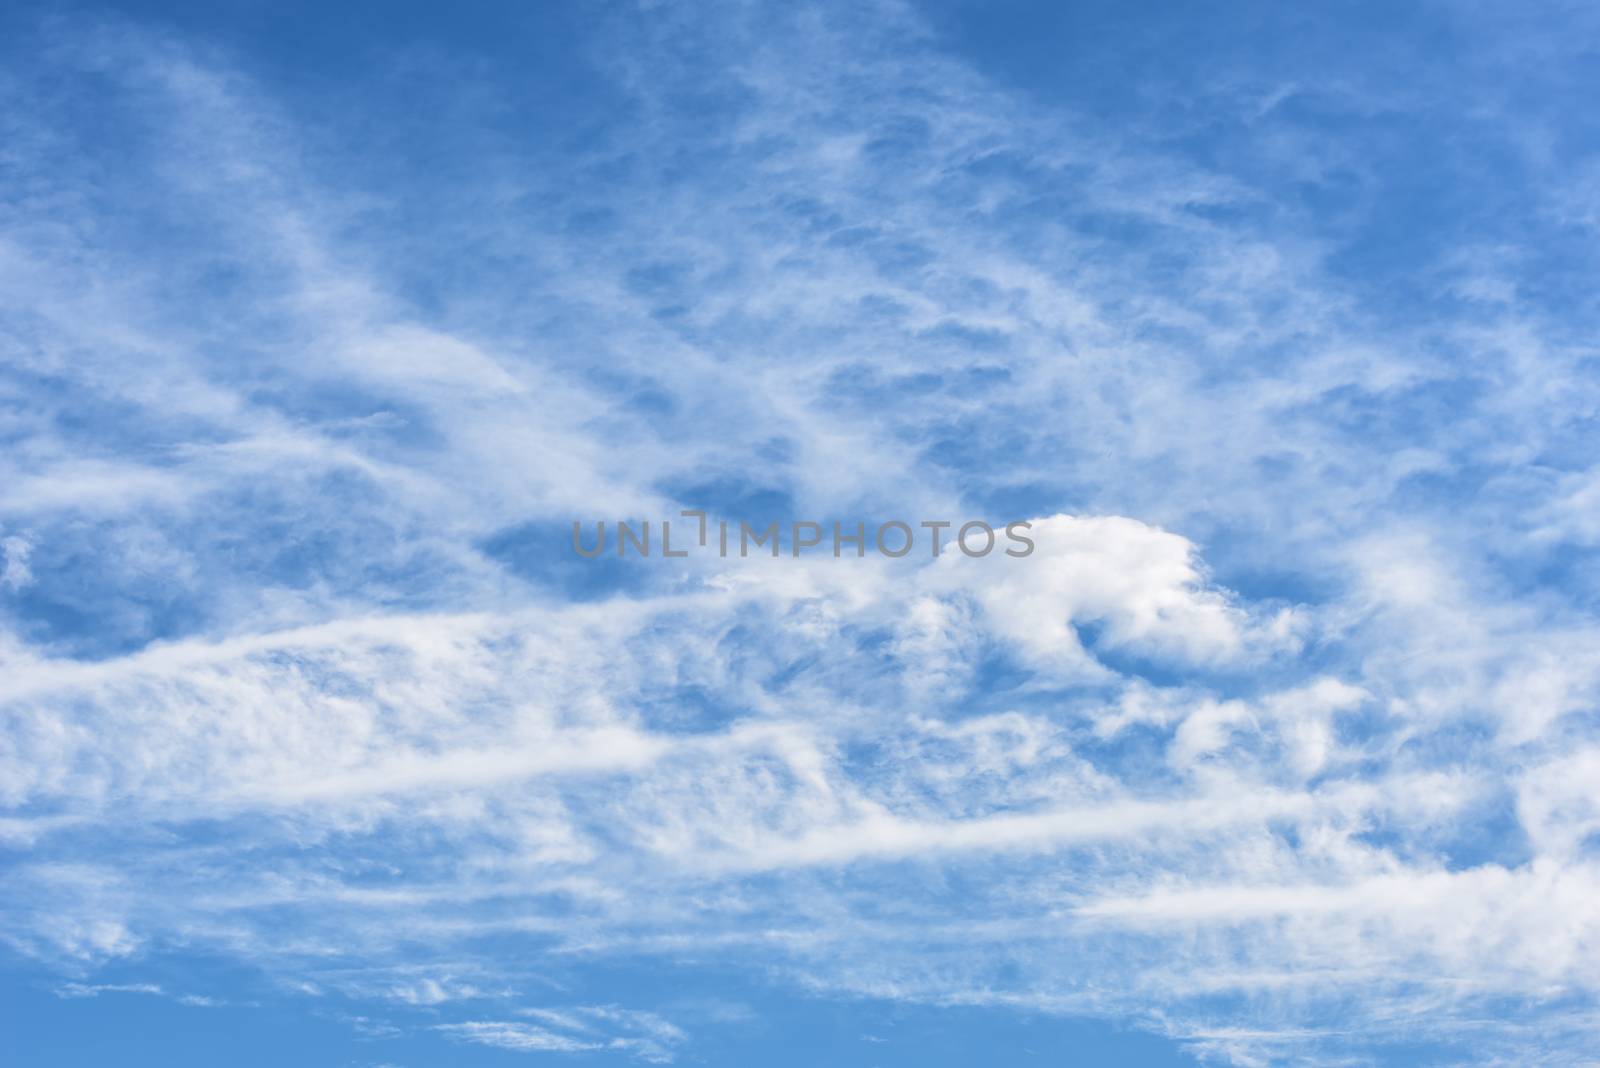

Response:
(2, 1), (1600, 1065)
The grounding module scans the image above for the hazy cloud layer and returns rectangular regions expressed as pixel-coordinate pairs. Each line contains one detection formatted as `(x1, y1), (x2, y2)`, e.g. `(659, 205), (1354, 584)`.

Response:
(3, 2), (1599, 1065)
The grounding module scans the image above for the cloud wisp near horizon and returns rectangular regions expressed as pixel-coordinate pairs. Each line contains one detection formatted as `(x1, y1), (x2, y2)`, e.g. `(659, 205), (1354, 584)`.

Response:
(3, 2), (1600, 1065)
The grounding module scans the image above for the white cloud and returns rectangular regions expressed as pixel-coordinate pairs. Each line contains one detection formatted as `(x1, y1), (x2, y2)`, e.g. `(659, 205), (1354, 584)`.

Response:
(439, 1005), (686, 1063)
(1, 534), (32, 589)
(929, 515), (1292, 673)
(438, 1021), (596, 1053)
(2, 3), (1599, 1066)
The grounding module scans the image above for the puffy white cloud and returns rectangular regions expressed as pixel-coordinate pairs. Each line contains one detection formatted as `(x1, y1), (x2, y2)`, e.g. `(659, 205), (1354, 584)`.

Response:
(929, 514), (1297, 673)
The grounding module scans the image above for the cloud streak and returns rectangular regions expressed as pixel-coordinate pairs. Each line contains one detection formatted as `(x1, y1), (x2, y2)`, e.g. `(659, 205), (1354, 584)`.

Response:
(3, 2), (1599, 1065)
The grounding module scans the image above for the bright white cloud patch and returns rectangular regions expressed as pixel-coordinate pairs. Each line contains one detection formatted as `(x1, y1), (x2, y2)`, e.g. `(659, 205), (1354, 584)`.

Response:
(933, 514), (1293, 671)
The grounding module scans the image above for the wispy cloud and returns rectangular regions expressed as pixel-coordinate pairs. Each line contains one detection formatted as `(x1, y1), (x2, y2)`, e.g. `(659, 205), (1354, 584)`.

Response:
(439, 1005), (686, 1063)
(2, 1), (1599, 1065)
